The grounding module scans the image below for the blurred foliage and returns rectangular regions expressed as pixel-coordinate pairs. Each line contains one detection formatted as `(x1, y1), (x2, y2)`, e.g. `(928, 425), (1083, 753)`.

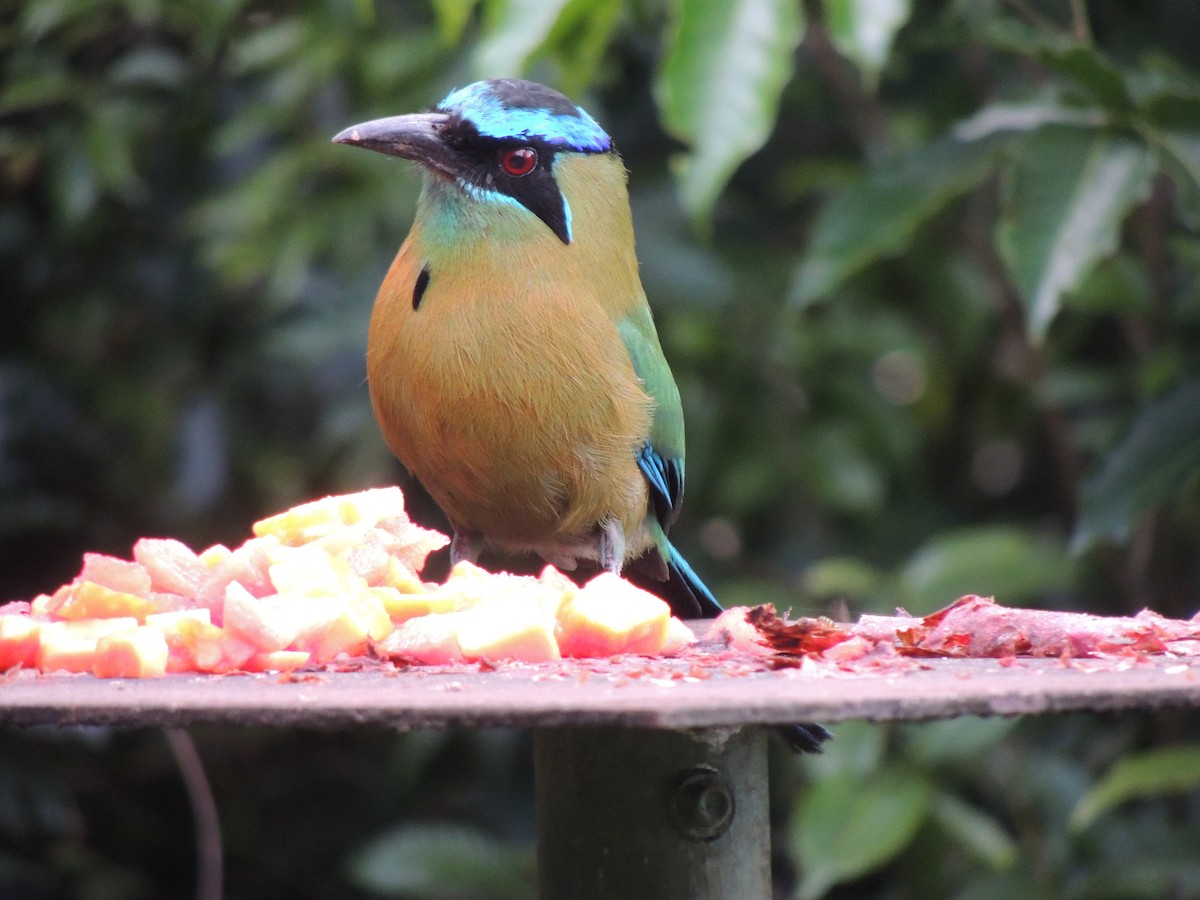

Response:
(2, 0), (1200, 897)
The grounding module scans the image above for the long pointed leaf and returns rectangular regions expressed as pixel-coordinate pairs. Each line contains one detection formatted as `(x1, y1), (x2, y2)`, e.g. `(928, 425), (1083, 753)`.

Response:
(656, 0), (803, 221)
(789, 135), (1002, 308)
(1074, 379), (1200, 549)
(1070, 745), (1200, 832)
(792, 769), (932, 899)
(825, 0), (912, 91)
(995, 126), (1155, 340)
(473, 0), (572, 78)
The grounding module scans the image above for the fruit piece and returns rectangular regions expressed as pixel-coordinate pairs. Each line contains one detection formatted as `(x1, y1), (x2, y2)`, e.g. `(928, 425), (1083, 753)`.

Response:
(456, 600), (560, 663)
(54, 581), (159, 622)
(374, 516), (450, 573)
(710, 607), (767, 656)
(822, 634), (872, 662)
(195, 537), (277, 624)
(265, 545), (352, 596)
(30, 591), (63, 617)
(252, 494), (350, 545)
(199, 544), (232, 568)
(37, 618), (140, 673)
(146, 608), (213, 627)
(306, 591), (393, 663)
(372, 586), (462, 623)
(447, 560), (490, 580)
(252, 488), (411, 545)
(434, 562), (536, 610)
(133, 538), (208, 597)
(146, 609), (213, 673)
(661, 617), (698, 654)
(245, 649), (311, 672)
(338, 486), (408, 524)
(78, 553), (153, 596)
(536, 566), (577, 620)
(379, 614), (465, 664)
(93, 626), (169, 678)
(379, 557), (426, 594)
(0, 615), (41, 669)
(146, 607), (213, 659)
(350, 590), (393, 640)
(147, 592), (191, 614)
(177, 621), (257, 674)
(556, 572), (670, 658)
(222, 583), (299, 653)
(223, 583), (346, 654)
(340, 530), (392, 584)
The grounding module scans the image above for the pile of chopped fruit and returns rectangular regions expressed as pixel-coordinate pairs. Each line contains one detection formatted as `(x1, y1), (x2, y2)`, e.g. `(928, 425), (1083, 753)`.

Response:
(1, 488), (694, 678)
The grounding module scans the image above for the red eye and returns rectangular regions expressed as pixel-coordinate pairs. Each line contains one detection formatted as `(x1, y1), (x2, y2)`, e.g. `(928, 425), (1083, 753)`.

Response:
(500, 146), (538, 176)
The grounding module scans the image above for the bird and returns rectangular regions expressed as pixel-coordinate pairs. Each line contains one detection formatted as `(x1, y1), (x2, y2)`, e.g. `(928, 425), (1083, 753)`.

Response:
(334, 79), (829, 753)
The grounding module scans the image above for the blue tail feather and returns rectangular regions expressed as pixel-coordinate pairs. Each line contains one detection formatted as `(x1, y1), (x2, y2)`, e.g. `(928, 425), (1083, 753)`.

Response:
(665, 542), (832, 755)
(665, 540), (724, 619)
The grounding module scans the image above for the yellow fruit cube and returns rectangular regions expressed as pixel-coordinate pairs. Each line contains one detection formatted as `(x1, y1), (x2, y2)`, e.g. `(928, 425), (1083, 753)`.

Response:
(93, 626), (169, 678)
(556, 573), (670, 658)
(456, 599), (560, 663)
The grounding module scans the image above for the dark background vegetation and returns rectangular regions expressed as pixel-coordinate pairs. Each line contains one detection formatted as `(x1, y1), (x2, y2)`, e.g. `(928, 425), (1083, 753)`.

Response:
(3, 0), (1200, 896)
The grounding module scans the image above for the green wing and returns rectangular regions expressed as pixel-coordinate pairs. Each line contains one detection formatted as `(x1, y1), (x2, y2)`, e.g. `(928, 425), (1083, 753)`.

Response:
(617, 303), (685, 527)
(618, 302), (723, 618)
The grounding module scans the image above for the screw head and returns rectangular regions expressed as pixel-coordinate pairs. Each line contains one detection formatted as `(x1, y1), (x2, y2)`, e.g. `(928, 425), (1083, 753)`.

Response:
(670, 765), (735, 841)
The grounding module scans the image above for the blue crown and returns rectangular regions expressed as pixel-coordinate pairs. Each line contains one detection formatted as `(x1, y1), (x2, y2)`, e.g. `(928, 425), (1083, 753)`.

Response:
(437, 79), (612, 154)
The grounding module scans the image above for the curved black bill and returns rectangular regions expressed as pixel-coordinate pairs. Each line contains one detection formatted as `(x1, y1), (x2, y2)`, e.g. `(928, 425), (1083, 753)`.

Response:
(332, 112), (451, 163)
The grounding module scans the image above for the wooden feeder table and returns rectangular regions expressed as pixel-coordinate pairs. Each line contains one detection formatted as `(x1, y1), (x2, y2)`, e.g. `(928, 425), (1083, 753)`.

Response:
(1, 638), (1197, 898)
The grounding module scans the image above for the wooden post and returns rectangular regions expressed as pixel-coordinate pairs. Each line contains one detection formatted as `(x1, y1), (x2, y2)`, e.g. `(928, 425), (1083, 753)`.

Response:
(534, 726), (769, 899)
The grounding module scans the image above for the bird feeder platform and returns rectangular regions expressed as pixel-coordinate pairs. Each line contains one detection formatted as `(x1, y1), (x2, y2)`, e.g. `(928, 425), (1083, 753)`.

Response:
(1, 635), (1198, 899)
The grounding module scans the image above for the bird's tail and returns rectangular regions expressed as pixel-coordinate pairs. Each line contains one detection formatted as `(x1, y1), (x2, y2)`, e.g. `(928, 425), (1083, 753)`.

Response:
(661, 541), (833, 755)
(665, 540), (724, 619)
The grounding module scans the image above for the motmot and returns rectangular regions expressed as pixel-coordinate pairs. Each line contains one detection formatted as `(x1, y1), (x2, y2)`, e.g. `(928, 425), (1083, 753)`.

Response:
(334, 79), (827, 751)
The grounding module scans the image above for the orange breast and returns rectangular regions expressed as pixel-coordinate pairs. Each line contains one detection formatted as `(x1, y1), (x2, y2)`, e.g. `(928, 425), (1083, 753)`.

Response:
(366, 219), (653, 549)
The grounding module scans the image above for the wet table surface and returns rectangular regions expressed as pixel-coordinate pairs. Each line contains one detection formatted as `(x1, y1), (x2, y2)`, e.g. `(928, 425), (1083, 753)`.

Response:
(1, 648), (1196, 731)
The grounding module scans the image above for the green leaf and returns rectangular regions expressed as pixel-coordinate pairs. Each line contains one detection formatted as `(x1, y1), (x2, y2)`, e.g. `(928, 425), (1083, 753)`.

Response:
(801, 556), (882, 602)
(348, 823), (534, 899)
(954, 95), (1106, 142)
(85, 109), (144, 201)
(825, 0), (912, 91)
(930, 792), (1018, 870)
(48, 138), (98, 225)
(808, 421), (886, 513)
(228, 19), (306, 74)
(473, 0), (572, 79)
(1068, 860), (1200, 900)
(107, 47), (189, 90)
(792, 769), (932, 899)
(978, 21), (1135, 115)
(1157, 128), (1200, 227)
(897, 526), (1073, 613)
(1073, 379), (1200, 549)
(1038, 43), (1137, 114)
(430, 0), (481, 43)
(548, 0), (623, 98)
(901, 716), (1018, 767)
(656, 0), (803, 221)
(0, 64), (74, 114)
(1070, 745), (1200, 831)
(801, 720), (886, 781)
(788, 135), (1001, 308)
(996, 125), (1156, 340)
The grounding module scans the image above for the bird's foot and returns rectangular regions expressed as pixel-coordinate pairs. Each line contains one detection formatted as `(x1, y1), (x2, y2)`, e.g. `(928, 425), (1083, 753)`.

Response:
(451, 528), (483, 567)
(598, 520), (626, 575)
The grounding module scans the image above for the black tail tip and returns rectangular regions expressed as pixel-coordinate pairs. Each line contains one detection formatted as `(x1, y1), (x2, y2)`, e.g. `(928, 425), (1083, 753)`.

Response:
(774, 722), (833, 754)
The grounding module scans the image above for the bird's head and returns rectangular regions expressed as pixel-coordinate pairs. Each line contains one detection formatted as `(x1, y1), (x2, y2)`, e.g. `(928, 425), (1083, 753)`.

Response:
(333, 79), (615, 245)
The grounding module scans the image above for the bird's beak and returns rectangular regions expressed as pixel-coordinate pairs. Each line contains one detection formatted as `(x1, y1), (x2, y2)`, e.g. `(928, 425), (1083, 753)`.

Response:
(332, 113), (452, 166)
